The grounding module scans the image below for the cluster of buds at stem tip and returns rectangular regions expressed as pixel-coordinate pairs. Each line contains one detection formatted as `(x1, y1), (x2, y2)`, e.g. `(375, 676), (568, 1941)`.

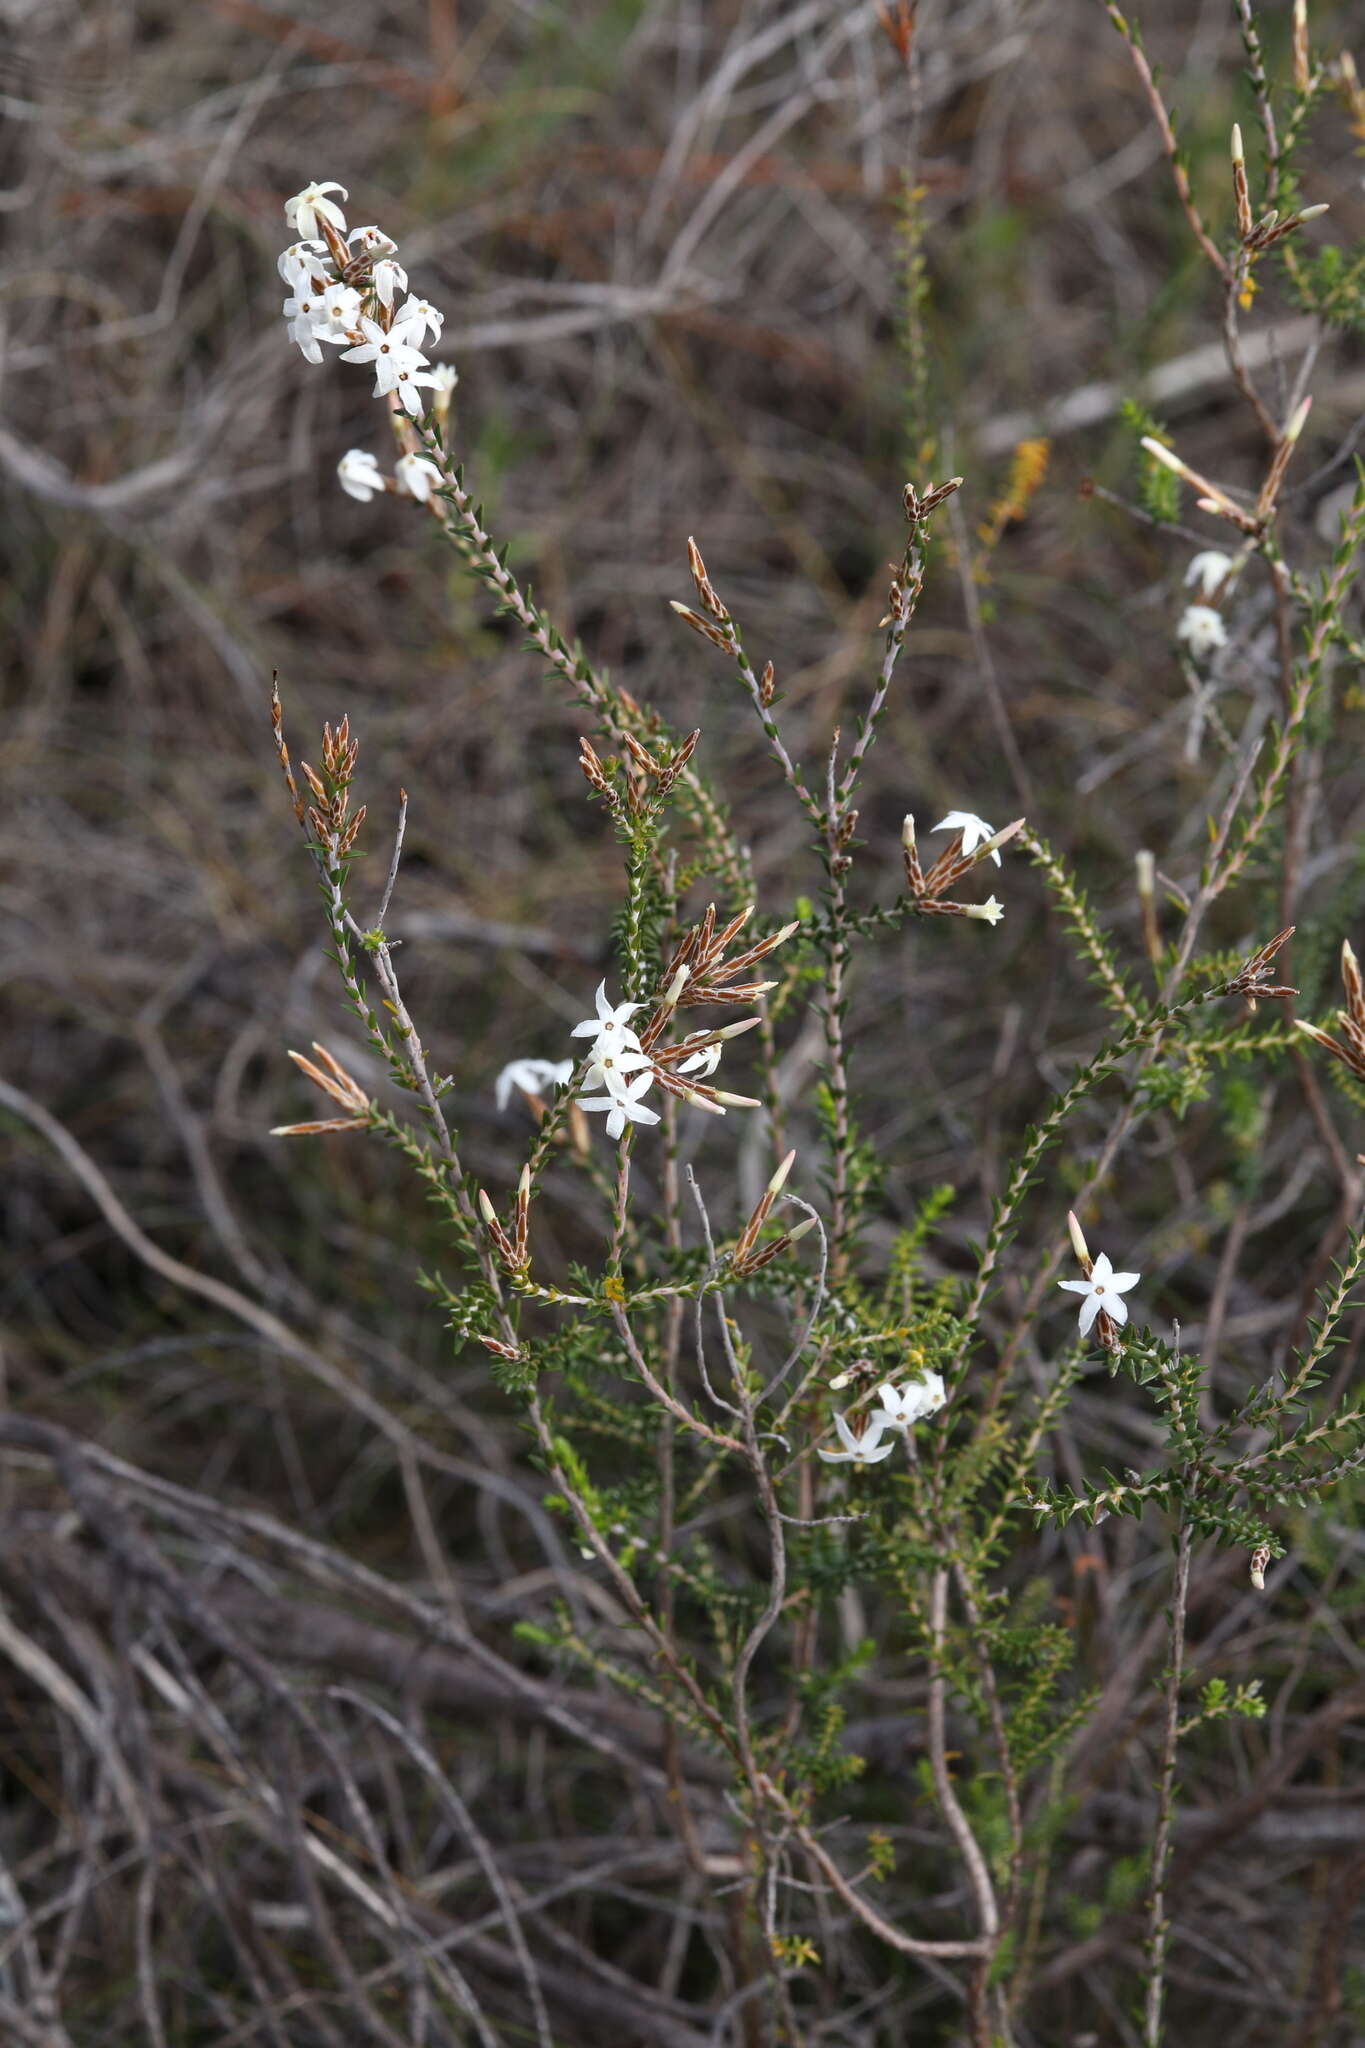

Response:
(648, 901), (799, 1028)
(299, 716), (365, 859)
(1141, 395), (1313, 535)
(669, 536), (737, 652)
(478, 1168), (531, 1277)
(1231, 124), (1329, 255)
(579, 730), (702, 815)
(902, 476), (963, 524)
(1224, 925), (1297, 1011)
(1294, 938), (1365, 1079)
(272, 1043), (372, 1136)
(729, 1151), (818, 1276)
(902, 812), (1022, 925)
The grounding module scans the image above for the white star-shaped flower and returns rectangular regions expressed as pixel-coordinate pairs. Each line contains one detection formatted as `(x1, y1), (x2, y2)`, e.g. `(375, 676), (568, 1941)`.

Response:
(285, 310), (324, 363)
(398, 297), (444, 345)
(1057, 1252), (1141, 1337)
(1176, 604), (1227, 661)
(284, 181), (349, 240)
(579, 1065), (660, 1138)
(871, 1373), (947, 1429)
(570, 982), (643, 1056)
(817, 1410), (896, 1466)
(395, 452), (443, 503)
(933, 810), (1000, 865)
(314, 284), (363, 343)
(337, 449), (385, 502)
(372, 258), (408, 310)
(347, 224), (398, 258)
(278, 240), (330, 290)
(965, 896), (1004, 926)
(1184, 550), (1235, 600)
(493, 1056), (574, 1111)
(675, 1037), (722, 1078)
(340, 315), (434, 416)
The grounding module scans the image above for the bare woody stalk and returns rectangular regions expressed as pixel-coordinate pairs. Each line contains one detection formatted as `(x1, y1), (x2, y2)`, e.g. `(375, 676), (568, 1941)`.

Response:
(1144, 1522), (1193, 2048)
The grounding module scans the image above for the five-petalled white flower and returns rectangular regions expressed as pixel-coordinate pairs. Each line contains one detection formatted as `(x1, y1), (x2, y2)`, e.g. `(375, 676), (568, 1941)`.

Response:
(400, 297), (444, 345)
(337, 449), (385, 502)
(817, 1411), (896, 1466)
(493, 1056), (575, 1111)
(284, 181), (349, 240)
(347, 224), (397, 258)
(395, 452), (443, 502)
(579, 1064), (660, 1138)
(1057, 1252), (1140, 1337)
(278, 240), (330, 290)
(933, 810), (1001, 866)
(372, 258), (408, 310)
(871, 1374), (947, 1429)
(1184, 550), (1235, 601)
(340, 315), (434, 417)
(1176, 604), (1227, 661)
(571, 983), (642, 1056)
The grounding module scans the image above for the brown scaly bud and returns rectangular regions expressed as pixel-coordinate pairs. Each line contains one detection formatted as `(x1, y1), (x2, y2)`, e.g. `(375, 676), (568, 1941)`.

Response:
(1295, 937), (1365, 1078)
(1226, 925), (1297, 1010)
(759, 661), (775, 707)
(687, 536), (729, 621)
(622, 731), (663, 779)
(578, 736), (612, 799)
(271, 677), (306, 825)
(876, 0), (917, 67)
(836, 808), (859, 849)
(920, 476), (964, 516)
(657, 728), (701, 796)
(338, 806), (367, 855)
(477, 1189), (521, 1273)
(272, 1043), (371, 1136)
(1250, 1542), (1271, 1592)
(1231, 124), (1253, 241)
(670, 600), (732, 652)
(478, 1336), (524, 1362)
(902, 815), (925, 895)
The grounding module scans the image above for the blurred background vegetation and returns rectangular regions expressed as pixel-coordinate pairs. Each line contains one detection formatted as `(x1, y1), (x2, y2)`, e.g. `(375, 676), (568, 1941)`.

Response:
(2, 0), (1365, 2040)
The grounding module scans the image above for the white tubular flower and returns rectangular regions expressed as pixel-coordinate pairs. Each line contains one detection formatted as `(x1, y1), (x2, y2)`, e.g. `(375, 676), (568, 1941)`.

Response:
(395, 452), (443, 502)
(965, 896), (1004, 926)
(284, 181), (349, 240)
(872, 1373), (947, 1429)
(429, 363), (458, 399)
(579, 1065), (660, 1138)
(372, 257), (408, 310)
(571, 981), (643, 1056)
(1184, 550), (1235, 600)
(1176, 604), (1227, 660)
(933, 809), (1000, 865)
(337, 449), (385, 502)
(278, 240), (330, 289)
(494, 1056), (574, 1111)
(285, 309), (325, 364)
(676, 1038), (722, 1078)
(399, 296), (444, 345)
(817, 1411), (896, 1466)
(347, 224), (398, 258)
(340, 315), (434, 416)
(314, 283), (363, 343)
(1058, 1252), (1141, 1337)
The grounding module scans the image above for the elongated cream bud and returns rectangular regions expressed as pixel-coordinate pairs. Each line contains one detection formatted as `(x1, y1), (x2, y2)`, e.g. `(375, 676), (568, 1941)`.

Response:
(661, 962), (690, 1010)
(767, 1149), (796, 1196)
(1140, 436), (1183, 475)
(713, 1090), (762, 1109)
(1067, 1209), (1090, 1268)
(1231, 122), (1243, 165)
(518, 1164), (531, 1201)
(478, 1189), (498, 1227)
(716, 1015), (763, 1041)
(902, 813), (917, 851)
(829, 1370), (850, 1391)
(785, 1216), (818, 1243)
(773, 919), (801, 946)
(1135, 849), (1155, 897)
(681, 1089), (726, 1115)
(1295, 202), (1329, 222)
(1284, 395), (1312, 443)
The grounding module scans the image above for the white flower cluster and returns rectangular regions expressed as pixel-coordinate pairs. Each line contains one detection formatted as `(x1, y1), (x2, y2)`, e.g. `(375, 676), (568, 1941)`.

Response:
(570, 984), (659, 1138)
(1176, 550), (1236, 662)
(278, 182), (460, 504)
(818, 1372), (947, 1465)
